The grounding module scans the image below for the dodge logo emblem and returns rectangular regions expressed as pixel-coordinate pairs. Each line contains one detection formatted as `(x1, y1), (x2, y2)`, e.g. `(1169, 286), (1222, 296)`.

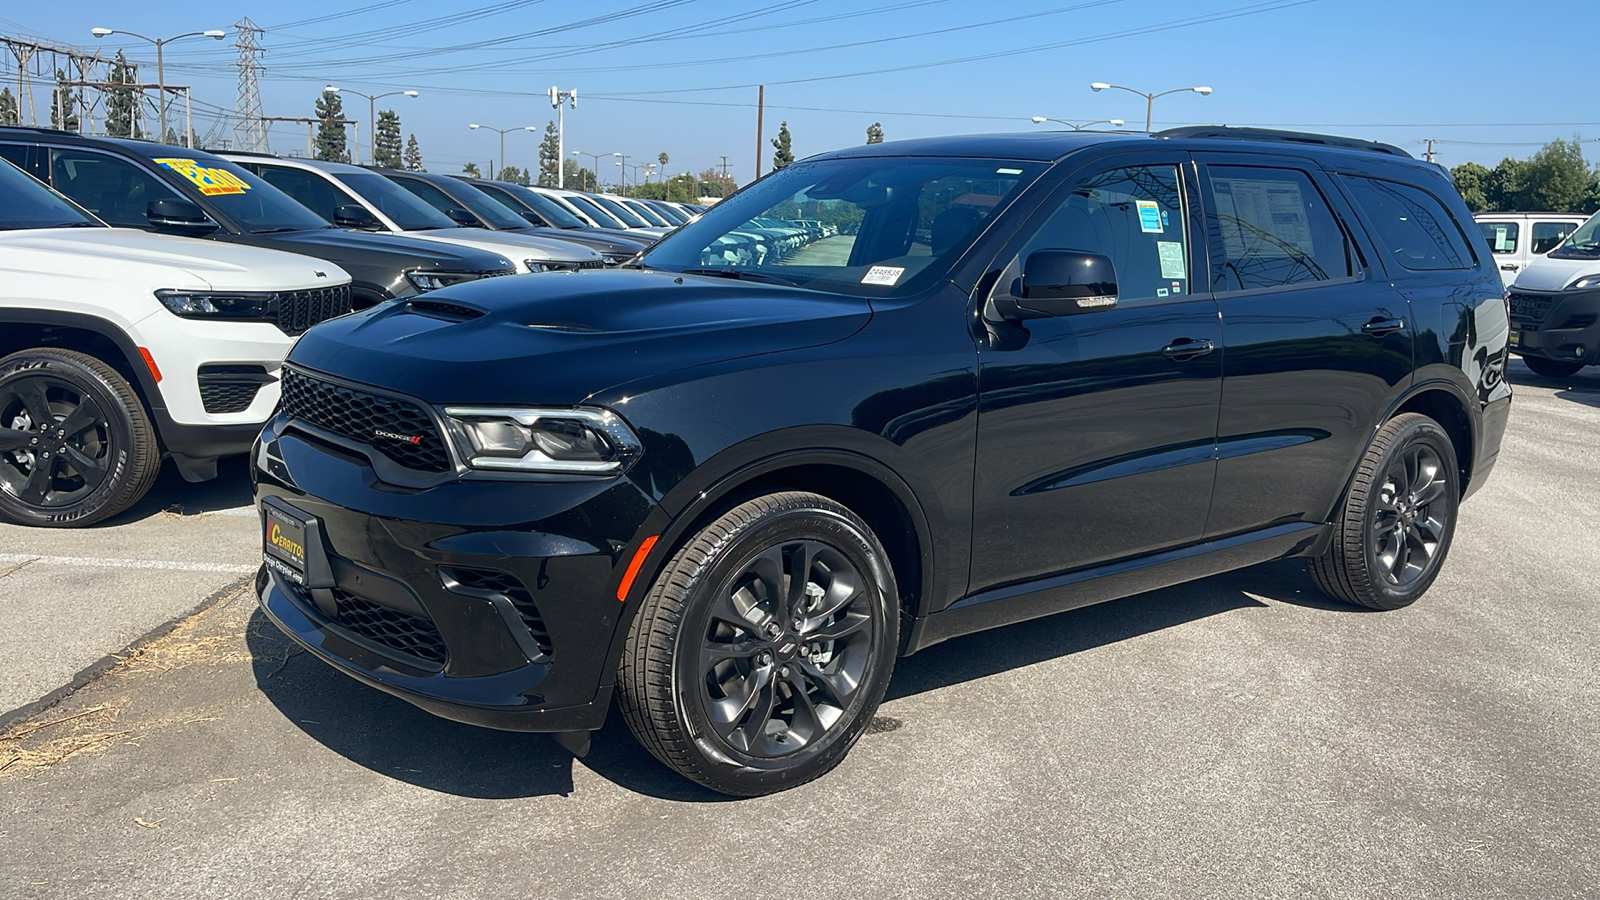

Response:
(374, 429), (423, 445)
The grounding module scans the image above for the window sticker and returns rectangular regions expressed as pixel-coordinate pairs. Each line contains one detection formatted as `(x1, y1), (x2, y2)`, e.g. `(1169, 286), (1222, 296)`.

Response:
(861, 265), (905, 286)
(1137, 200), (1164, 233)
(1157, 241), (1186, 280)
(996, 167), (1023, 175)
(1170, 281), (1183, 295)
(1212, 177), (1314, 257)
(1494, 225), (1511, 252)
(1156, 288), (1169, 298)
(154, 158), (252, 196)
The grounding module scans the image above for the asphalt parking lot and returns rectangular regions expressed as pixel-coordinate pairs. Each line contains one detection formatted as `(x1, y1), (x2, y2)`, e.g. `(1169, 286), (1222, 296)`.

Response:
(2, 360), (1597, 899)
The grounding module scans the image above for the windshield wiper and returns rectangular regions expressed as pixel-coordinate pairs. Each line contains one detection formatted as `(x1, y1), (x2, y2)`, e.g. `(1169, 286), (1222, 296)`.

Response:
(40, 221), (101, 228)
(677, 268), (801, 286)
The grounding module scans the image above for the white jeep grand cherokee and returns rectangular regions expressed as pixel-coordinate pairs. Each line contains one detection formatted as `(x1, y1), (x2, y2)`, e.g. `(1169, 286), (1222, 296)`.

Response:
(0, 159), (353, 527)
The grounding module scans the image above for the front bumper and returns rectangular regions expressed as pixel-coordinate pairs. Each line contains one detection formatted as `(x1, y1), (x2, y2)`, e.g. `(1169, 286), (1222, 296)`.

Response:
(1508, 287), (1600, 364)
(253, 413), (662, 732)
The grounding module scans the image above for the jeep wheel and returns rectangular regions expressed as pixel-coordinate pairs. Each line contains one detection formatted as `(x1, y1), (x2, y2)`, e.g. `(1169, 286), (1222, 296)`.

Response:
(1520, 355), (1585, 379)
(1308, 413), (1459, 610)
(0, 349), (161, 527)
(617, 491), (898, 796)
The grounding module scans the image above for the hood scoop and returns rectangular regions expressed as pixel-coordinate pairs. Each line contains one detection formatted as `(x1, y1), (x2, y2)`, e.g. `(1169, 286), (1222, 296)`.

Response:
(403, 299), (487, 322)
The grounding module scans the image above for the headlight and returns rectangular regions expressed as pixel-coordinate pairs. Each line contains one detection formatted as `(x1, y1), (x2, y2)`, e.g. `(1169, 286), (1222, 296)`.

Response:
(405, 269), (493, 292)
(441, 406), (642, 474)
(525, 260), (552, 273)
(1568, 274), (1600, 290)
(602, 253), (635, 266)
(155, 289), (274, 319)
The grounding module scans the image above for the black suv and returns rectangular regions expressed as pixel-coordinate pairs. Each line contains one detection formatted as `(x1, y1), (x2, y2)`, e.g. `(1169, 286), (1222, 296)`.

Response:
(0, 128), (515, 308)
(254, 128), (1511, 796)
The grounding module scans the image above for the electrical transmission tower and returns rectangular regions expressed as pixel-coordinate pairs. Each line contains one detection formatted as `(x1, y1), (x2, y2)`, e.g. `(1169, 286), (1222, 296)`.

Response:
(233, 18), (267, 152)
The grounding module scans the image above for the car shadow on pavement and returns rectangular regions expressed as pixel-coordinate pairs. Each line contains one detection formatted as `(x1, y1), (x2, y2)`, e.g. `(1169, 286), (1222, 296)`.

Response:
(1506, 360), (1600, 398)
(246, 558), (1344, 803)
(100, 455), (255, 526)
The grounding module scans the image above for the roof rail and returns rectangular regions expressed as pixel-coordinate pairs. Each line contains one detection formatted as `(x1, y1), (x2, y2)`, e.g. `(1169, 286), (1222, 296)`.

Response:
(0, 125), (80, 137)
(1154, 126), (1412, 158)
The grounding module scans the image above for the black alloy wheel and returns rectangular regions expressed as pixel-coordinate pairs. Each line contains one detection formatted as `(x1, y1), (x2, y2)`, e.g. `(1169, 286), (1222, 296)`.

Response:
(618, 492), (898, 796)
(0, 349), (160, 527)
(1519, 355), (1585, 379)
(1309, 413), (1459, 610)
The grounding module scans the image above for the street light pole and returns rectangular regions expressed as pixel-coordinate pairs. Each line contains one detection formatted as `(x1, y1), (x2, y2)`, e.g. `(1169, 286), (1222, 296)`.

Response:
(325, 86), (419, 164)
(549, 87), (576, 188)
(1089, 82), (1212, 132)
(571, 150), (605, 190)
(614, 152), (628, 194)
(91, 27), (226, 144)
(470, 123), (537, 179)
(1029, 116), (1126, 131)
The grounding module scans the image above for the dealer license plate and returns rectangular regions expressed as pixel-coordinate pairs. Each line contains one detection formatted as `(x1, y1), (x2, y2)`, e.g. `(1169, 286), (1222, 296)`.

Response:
(262, 502), (310, 586)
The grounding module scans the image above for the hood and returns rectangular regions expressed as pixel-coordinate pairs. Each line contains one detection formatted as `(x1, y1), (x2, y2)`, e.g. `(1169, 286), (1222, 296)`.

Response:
(522, 227), (649, 257)
(1512, 255), (1600, 292)
(263, 228), (513, 271)
(0, 227), (349, 291)
(287, 268), (872, 406)
(403, 228), (602, 269)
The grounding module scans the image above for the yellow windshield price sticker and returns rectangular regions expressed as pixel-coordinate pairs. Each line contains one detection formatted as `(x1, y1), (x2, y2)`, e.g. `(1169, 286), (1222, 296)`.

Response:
(154, 158), (252, 196)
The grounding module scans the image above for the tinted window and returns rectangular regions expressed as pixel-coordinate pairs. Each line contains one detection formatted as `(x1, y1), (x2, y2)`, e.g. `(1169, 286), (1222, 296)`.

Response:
(623, 199), (670, 226)
(564, 195), (626, 229)
(1342, 176), (1473, 271)
(50, 148), (179, 228)
(338, 172), (457, 230)
(592, 195), (650, 228)
(448, 182), (533, 230)
(1206, 165), (1357, 291)
(475, 183), (548, 225)
(247, 165), (353, 223)
(1477, 220), (1518, 254)
(391, 177), (478, 223)
(1532, 221), (1578, 255)
(147, 155), (331, 233)
(517, 189), (584, 228)
(0, 158), (102, 230)
(0, 143), (31, 173)
(1020, 164), (1191, 302)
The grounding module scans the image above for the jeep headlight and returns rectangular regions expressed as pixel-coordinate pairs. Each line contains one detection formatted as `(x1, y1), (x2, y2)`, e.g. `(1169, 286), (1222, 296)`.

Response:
(1568, 274), (1600, 290)
(441, 406), (642, 474)
(525, 260), (552, 273)
(405, 269), (487, 292)
(155, 289), (274, 320)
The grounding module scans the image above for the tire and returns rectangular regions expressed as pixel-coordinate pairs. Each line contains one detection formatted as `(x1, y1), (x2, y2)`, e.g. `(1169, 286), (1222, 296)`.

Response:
(0, 348), (161, 527)
(617, 491), (899, 796)
(1308, 413), (1459, 610)
(1520, 355), (1585, 379)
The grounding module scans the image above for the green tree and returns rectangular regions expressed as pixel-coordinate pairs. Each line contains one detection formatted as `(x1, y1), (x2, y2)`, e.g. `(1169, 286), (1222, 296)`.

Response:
(771, 121), (794, 170)
(1450, 161), (1491, 212)
(561, 159), (596, 191)
(0, 88), (17, 126)
(462, 161), (481, 178)
(497, 165), (531, 186)
(537, 121), (560, 187)
(404, 133), (424, 171)
(698, 165), (735, 198)
(50, 70), (79, 132)
(313, 89), (347, 162)
(373, 109), (403, 168)
(866, 122), (884, 144)
(104, 52), (137, 139)
(1485, 157), (1529, 211)
(658, 151), (669, 176)
(1520, 137), (1594, 212)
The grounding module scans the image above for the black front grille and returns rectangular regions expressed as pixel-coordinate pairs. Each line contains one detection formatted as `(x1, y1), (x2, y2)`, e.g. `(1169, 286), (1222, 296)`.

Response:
(275, 285), (353, 336)
(332, 590), (447, 665)
(1508, 292), (1554, 324)
(577, 258), (605, 270)
(279, 367), (451, 473)
(440, 566), (553, 658)
(200, 380), (264, 413)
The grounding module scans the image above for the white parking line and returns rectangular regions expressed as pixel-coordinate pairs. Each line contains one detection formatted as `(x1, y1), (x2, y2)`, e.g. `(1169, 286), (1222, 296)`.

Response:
(0, 553), (256, 576)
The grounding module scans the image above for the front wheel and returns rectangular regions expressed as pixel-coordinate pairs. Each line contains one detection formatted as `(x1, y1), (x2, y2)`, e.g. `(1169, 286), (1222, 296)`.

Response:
(617, 492), (899, 796)
(1520, 355), (1585, 379)
(1308, 413), (1459, 610)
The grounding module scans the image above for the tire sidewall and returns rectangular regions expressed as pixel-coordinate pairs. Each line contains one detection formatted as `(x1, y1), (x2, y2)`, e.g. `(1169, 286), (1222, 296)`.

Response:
(1361, 418), (1459, 607)
(0, 353), (139, 526)
(669, 503), (897, 793)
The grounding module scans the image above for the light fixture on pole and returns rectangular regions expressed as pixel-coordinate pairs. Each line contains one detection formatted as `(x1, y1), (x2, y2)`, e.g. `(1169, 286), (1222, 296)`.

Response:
(325, 85), (418, 165)
(1029, 116), (1126, 131)
(613, 152), (627, 194)
(92, 26), (226, 146)
(549, 86), (577, 188)
(470, 123), (537, 179)
(1089, 82), (1211, 132)
(571, 150), (606, 190)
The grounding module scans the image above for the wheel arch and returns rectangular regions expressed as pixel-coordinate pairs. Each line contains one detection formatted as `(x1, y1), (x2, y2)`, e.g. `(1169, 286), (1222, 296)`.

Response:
(1388, 380), (1475, 496)
(0, 310), (163, 415)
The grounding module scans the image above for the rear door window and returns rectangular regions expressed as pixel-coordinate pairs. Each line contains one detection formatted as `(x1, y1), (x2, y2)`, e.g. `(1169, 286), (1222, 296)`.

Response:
(1341, 176), (1474, 271)
(1532, 221), (1578, 254)
(1478, 220), (1519, 254)
(49, 148), (179, 228)
(1203, 165), (1358, 292)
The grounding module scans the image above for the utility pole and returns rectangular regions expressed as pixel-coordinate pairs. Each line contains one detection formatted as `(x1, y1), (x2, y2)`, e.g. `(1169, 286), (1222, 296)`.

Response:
(549, 86), (576, 188)
(719, 155), (731, 198)
(1422, 139), (1437, 164)
(755, 84), (765, 181)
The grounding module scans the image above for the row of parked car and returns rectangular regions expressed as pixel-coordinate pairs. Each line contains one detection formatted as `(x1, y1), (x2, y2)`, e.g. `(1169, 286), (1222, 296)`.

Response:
(0, 125), (723, 527)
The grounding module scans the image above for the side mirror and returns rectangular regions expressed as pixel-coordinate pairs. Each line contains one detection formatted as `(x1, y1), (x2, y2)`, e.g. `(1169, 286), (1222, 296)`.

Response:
(445, 207), (481, 227)
(146, 198), (218, 234)
(333, 204), (381, 230)
(994, 250), (1119, 321)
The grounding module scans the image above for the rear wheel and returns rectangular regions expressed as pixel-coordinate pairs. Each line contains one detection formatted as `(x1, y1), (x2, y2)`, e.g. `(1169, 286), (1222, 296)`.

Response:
(0, 349), (161, 527)
(617, 491), (898, 796)
(1520, 355), (1585, 379)
(1308, 413), (1459, 610)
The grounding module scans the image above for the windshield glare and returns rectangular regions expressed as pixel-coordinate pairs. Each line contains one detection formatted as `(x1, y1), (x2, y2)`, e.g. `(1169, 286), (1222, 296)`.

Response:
(511, 188), (585, 228)
(0, 160), (100, 230)
(1552, 210), (1600, 258)
(565, 194), (626, 229)
(640, 157), (1044, 295)
(150, 155), (329, 233)
(340, 172), (457, 230)
(592, 195), (650, 228)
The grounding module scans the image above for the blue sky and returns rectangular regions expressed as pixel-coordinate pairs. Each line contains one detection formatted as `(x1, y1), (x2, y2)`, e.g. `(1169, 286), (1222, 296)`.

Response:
(6, 0), (1598, 183)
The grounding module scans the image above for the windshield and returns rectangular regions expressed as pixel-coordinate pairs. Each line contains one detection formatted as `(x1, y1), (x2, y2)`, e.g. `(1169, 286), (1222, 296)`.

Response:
(640, 156), (1044, 296)
(339, 172), (457, 230)
(649, 202), (689, 225)
(511, 186), (586, 228)
(0, 159), (101, 230)
(149, 155), (330, 233)
(1550, 211), (1600, 259)
(623, 200), (671, 227)
(564, 194), (627, 229)
(591, 195), (650, 228)
(451, 182), (536, 230)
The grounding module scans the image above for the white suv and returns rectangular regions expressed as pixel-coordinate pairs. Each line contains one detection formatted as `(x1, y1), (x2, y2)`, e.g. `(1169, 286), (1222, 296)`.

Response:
(0, 159), (353, 526)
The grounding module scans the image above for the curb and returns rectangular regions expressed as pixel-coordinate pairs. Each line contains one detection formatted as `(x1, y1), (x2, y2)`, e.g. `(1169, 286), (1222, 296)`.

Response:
(0, 574), (252, 735)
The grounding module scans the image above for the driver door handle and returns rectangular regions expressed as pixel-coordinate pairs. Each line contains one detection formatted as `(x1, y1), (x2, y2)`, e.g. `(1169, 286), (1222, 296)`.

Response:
(1162, 337), (1215, 361)
(1500, 264), (1520, 272)
(1361, 316), (1406, 337)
